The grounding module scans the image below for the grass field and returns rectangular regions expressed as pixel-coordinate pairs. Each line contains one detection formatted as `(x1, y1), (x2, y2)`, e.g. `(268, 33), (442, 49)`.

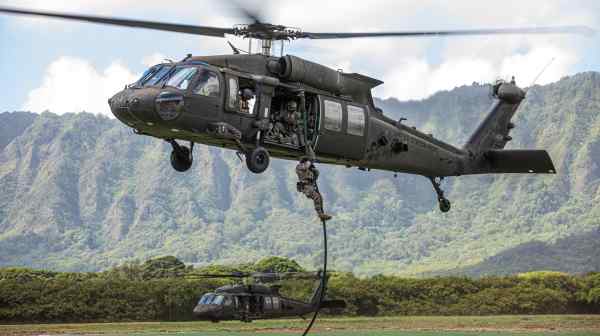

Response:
(2, 316), (600, 335)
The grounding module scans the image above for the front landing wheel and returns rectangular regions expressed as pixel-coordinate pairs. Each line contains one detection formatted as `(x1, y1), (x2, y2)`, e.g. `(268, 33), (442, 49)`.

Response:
(170, 146), (193, 172)
(246, 147), (270, 174)
(439, 198), (451, 213)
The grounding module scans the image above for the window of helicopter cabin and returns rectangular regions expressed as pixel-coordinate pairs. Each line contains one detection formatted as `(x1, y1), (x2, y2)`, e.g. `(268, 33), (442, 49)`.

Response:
(223, 296), (233, 307)
(347, 105), (366, 136)
(166, 66), (198, 90)
(323, 99), (342, 132)
(227, 77), (239, 110)
(193, 70), (220, 97)
(264, 296), (272, 310)
(212, 295), (225, 305)
(272, 296), (280, 310)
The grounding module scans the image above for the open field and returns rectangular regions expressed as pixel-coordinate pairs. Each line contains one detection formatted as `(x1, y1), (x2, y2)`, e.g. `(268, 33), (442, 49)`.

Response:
(2, 316), (600, 335)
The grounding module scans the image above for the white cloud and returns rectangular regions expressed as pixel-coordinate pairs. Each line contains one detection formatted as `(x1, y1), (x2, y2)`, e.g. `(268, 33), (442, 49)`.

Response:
(6, 0), (599, 106)
(142, 53), (168, 67)
(23, 57), (138, 116)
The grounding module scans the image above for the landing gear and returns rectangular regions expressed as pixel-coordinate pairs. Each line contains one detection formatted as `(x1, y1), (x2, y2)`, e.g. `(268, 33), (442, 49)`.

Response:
(169, 140), (193, 172)
(246, 146), (270, 174)
(429, 177), (451, 213)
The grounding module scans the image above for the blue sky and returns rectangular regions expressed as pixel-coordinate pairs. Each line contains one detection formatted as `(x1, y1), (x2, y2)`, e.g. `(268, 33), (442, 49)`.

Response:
(1, 0), (599, 116)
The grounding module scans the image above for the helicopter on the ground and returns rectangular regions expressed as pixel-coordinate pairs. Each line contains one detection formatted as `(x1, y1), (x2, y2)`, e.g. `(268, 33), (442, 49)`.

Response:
(0, 4), (595, 212)
(190, 271), (344, 322)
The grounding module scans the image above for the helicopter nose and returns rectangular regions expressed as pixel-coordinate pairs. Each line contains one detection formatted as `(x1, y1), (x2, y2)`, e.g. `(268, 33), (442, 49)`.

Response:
(108, 89), (159, 126)
(193, 304), (220, 319)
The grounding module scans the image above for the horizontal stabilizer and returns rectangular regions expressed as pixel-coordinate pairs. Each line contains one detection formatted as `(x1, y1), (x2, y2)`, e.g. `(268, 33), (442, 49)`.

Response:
(320, 300), (347, 309)
(484, 150), (556, 174)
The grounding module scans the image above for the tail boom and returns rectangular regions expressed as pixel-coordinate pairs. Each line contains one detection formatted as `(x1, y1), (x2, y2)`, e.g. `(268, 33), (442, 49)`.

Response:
(461, 81), (556, 176)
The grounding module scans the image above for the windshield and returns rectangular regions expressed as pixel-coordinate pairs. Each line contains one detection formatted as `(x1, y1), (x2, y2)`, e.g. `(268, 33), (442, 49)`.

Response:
(165, 66), (198, 90)
(142, 65), (172, 87)
(199, 293), (215, 305)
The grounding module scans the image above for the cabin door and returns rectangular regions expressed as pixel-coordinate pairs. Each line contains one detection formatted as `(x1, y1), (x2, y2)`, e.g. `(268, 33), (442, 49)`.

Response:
(314, 97), (367, 160)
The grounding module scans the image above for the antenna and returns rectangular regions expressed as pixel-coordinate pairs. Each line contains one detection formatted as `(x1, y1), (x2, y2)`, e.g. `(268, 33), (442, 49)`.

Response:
(530, 57), (556, 87)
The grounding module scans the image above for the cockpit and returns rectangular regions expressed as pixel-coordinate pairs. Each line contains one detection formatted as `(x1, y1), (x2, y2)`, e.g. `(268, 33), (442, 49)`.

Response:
(131, 63), (221, 97)
(198, 293), (228, 306)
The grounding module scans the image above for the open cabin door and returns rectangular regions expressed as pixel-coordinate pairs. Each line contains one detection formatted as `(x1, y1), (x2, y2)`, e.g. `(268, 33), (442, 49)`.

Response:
(314, 96), (367, 160)
(221, 73), (274, 144)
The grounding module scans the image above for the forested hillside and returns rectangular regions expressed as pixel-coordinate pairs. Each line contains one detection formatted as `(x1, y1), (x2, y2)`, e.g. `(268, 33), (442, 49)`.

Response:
(1, 72), (599, 275)
(1, 257), (599, 322)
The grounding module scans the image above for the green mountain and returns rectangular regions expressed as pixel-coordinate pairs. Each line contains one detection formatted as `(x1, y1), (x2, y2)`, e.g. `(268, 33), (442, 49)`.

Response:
(1, 72), (599, 275)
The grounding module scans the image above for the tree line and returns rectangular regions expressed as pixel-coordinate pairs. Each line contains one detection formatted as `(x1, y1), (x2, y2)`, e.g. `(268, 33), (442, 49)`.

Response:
(0, 256), (599, 323)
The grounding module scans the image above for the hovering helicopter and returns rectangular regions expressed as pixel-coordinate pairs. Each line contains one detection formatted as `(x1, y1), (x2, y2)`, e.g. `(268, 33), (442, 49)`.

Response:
(0, 4), (595, 212)
(190, 271), (344, 322)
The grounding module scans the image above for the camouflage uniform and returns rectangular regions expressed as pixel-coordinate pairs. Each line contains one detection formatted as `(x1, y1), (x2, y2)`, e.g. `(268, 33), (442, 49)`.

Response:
(295, 159), (331, 221)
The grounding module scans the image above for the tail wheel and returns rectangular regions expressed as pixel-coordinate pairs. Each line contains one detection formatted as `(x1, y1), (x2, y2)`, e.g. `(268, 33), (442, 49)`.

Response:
(170, 146), (193, 172)
(246, 147), (270, 174)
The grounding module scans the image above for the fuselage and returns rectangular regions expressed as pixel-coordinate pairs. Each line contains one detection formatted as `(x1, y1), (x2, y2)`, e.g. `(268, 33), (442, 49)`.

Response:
(109, 53), (468, 178)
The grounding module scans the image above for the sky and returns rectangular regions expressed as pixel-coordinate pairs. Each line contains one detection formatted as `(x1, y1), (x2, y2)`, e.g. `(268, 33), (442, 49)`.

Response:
(0, 0), (599, 117)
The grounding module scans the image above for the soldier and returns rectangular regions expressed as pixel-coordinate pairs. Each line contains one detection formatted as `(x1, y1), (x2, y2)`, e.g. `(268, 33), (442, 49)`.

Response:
(295, 158), (332, 221)
(239, 88), (254, 114)
(284, 100), (300, 146)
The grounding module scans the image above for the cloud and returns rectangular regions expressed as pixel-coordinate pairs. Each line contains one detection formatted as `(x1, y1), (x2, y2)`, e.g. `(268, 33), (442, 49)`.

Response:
(23, 57), (138, 116)
(379, 44), (578, 100)
(5, 0), (600, 106)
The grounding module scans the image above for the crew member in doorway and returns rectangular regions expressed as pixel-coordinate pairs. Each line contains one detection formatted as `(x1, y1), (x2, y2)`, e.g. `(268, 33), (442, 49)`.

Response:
(284, 100), (300, 146)
(295, 158), (332, 221)
(240, 88), (254, 114)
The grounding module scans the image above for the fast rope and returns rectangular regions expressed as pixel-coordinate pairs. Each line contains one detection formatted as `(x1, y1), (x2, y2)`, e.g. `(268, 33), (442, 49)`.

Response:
(301, 218), (328, 336)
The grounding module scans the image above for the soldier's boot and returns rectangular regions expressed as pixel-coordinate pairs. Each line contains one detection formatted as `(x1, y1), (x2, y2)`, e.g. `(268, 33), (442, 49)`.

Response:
(318, 213), (332, 221)
(313, 193), (332, 221)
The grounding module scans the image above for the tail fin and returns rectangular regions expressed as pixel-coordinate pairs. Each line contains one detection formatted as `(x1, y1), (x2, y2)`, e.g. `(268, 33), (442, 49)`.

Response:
(464, 81), (524, 153)
(463, 81), (556, 175)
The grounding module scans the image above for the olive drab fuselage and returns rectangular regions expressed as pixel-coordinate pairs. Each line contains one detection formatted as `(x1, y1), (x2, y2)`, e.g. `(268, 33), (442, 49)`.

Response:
(109, 52), (556, 215)
(109, 53), (474, 177)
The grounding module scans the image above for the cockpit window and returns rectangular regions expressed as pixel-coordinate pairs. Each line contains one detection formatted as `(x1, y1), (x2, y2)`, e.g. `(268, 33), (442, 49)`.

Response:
(223, 296), (233, 306)
(212, 295), (225, 305)
(165, 66), (198, 90)
(193, 70), (220, 97)
(143, 65), (171, 87)
(136, 66), (158, 85)
(199, 293), (215, 305)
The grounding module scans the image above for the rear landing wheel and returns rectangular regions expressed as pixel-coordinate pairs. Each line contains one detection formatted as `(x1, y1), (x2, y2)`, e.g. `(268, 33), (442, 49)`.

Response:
(429, 176), (451, 213)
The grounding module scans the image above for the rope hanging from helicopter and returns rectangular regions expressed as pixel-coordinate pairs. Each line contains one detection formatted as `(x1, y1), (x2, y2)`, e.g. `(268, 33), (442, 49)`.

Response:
(301, 217), (328, 336)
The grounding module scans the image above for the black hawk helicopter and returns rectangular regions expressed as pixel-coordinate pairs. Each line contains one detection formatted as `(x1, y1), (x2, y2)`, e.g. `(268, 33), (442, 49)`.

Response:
(0, 4), (595, 212)
(189, 271), (344, 322)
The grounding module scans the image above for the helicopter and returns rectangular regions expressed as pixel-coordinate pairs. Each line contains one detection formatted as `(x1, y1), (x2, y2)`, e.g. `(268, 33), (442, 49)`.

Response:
(0, 4), (595, 212)
(189, 271), (345, 322)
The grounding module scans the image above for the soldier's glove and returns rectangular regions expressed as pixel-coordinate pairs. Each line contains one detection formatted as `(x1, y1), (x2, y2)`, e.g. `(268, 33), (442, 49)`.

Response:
(311, 167), (320, 180)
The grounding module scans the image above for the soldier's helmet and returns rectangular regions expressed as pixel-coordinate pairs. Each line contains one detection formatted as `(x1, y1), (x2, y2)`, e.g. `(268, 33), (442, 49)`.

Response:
(241, 88), (254, 99)
(287, 100), (298, 111)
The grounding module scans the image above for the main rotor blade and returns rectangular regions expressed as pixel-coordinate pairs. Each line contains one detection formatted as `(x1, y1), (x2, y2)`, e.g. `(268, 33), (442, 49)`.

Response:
(302, 26), (596, 39)
(0, 6), (234, 37)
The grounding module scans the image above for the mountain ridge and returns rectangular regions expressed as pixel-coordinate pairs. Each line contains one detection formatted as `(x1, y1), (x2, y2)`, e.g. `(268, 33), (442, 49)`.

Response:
(1, 72), (599, 276)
